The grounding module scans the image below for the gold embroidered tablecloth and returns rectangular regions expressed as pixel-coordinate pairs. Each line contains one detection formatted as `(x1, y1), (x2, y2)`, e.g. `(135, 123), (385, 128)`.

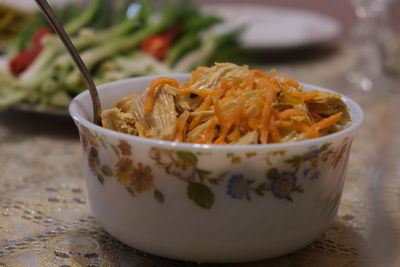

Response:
(1, 44), (399, 267)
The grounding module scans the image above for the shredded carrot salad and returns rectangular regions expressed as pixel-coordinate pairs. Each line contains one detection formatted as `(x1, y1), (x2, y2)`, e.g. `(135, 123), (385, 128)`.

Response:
(103, 63), (350, 145)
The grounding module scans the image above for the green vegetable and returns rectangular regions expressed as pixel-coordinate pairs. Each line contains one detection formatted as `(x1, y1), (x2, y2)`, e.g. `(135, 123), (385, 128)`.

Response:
(0, 71), (26, 109)
(19, 41), (59, 88)
(49, 91), (71, 107)
(88, 0), (112, 30)
(207, 28), (245, 64)
(0, 0), (244, 111)
(64, 0), (103, 35)
(19, 0), (149, 93)
(63, 0), (176, 89)
(8, 15), (46, 57)
(165, 32), (200, 66)
(0, 90), (27, 108)
(137, 0), (152, 24)
(62, 3), (81, 23)
(173, 33), (218, 72)
(184, 15), (221, 34)
(165, 2), (222, 66)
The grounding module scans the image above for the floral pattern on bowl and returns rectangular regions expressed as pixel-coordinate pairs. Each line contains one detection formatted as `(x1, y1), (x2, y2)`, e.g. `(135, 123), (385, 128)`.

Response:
(69, 75), (363, 262)
(80, 125), (165, 204)
(78, 124), (353, 209)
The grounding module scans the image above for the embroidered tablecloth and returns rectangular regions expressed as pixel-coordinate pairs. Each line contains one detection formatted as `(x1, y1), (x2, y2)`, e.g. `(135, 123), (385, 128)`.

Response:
(1, 44), (399, 267)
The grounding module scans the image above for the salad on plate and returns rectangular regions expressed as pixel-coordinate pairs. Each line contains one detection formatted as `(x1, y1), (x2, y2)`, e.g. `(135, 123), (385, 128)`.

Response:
(0, 0), (243, 113)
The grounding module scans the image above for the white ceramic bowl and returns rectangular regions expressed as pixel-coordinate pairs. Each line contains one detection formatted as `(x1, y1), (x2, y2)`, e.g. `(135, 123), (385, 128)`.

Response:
(69, 74), (363, 263)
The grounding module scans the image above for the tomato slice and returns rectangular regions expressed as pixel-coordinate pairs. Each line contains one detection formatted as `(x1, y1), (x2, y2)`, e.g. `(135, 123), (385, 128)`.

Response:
(141, 35), (172, 60)
(141, 24), (179, 60)
(33, 27), (53, 48)
(9, 27), (53, 76)
(9, 46), (41, 76)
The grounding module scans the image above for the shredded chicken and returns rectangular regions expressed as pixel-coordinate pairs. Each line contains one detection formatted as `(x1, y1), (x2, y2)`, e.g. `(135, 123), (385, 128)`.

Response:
(184, 63), (249, 91)
(101, 63), (351, 144)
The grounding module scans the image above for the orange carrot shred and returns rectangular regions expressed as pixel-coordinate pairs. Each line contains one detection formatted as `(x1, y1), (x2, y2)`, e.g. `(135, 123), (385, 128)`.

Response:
(218, 95), (236, 106)
(276, 120), (294, 128)
(315, 112), (342, 128)
(213, 98), (229, 144)
(284, 77), (300, 89)
(304, 112), (342, 139)
(231, 95), (246, 123)
(190, 67), (208, 83)
(260, 79), (275, 144)
(214, 98), (226, 131)
(248, 117), (261, 131)
(227, 127), (241, 143)
(175, 112), (189, 142)
(144, 77), (179, 114)
(191, 70), (201, 82)
(220, 78), (230, 91)
(195, 66), (208, 72)
(304, 90), (319, 101)
(189, 95), (212, 131)
(278, 109), (308, 120)
(198, 119), (217, 144)
(246, 69), (265, 90)
(293, 122), (310, 133)
(269, 117), (281, 143)
(135, 122), (146, 137)
(119, 64), (349, 145)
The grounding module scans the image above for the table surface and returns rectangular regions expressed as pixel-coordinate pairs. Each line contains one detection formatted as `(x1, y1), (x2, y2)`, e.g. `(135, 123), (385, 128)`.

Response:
(0, 44), (399, 267)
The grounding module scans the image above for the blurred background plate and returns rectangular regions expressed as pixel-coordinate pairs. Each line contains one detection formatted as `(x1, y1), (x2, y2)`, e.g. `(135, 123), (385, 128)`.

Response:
(0, 56), (68, 116)
(0, 55), (6, 69)
(11, 103), (69, 116)
(0, 0), (72, 11)
(202, 3), (342, 49)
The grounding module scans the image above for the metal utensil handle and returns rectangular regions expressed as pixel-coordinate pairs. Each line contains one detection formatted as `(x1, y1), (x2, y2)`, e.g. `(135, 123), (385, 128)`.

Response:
(34, 0), (102, 126)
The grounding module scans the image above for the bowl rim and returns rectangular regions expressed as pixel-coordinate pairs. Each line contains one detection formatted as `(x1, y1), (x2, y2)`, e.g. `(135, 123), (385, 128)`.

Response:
(69, 74), (364, 151)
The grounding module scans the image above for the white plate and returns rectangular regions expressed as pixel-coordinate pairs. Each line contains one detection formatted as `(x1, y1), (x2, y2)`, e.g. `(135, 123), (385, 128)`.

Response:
(202, 4), (342, 49)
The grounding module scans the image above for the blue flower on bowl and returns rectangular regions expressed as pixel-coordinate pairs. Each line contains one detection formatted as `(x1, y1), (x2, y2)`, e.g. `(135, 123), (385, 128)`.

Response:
(227, 174), (250, 199)
(271, 172), (297, 199)
(309, 170), (320, 180)
(302, 147), (321, 161)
